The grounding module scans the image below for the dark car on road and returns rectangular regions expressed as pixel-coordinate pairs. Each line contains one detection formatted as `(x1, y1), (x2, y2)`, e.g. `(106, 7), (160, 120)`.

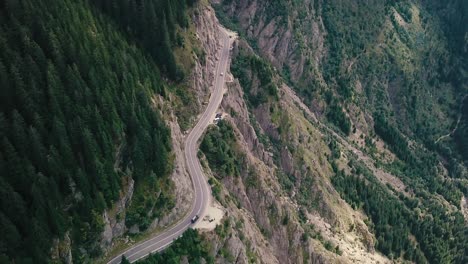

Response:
(191, 215), (199, 224)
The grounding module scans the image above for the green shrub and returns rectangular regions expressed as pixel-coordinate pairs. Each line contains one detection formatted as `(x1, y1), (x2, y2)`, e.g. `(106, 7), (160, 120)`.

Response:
(201, 121), (243, 178)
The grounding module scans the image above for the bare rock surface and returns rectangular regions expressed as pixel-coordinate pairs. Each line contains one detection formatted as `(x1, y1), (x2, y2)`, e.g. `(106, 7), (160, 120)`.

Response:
(50, 231), (73, 264)
(222, 0), (326, 84)
(101, 177), (134, 251)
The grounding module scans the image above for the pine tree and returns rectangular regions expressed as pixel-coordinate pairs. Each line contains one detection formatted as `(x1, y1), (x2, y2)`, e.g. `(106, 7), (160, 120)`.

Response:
(0, 211), (21, 256)
(46, 62), (64, 119)
(121, 255), (131, 264)
(0, 0), (174, 260)
(159, 13), (178, 80)
(28, 40), (47, 71)
(10, 110), (28, 156)
(0, 60), (11, 112)
(1, 137), (29, 194)
(0, 176), (28, 235)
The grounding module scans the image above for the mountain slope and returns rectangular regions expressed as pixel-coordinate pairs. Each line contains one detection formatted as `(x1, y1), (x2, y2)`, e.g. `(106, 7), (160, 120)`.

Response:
(175, 0), (467, 263)
(0, 0), (192, 262)
(0, 0), (467, 263)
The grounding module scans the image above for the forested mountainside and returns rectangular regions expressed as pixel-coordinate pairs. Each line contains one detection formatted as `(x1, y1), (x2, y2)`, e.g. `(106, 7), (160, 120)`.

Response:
(0, 0), (198, 262)
(94, 0), (197, 81)
(0, 0), (467, 263)
(217, 0), (468, 184)
(210, 0), (467, 262)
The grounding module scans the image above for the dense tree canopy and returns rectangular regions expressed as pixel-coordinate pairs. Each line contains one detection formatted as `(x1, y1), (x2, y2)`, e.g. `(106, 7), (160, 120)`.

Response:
(0, 0), (179, 262)
(136, 228), (214, 264)
(201, 121), (242, 179)
(332, 163), (467, 263)
(92, 0), (196, 81)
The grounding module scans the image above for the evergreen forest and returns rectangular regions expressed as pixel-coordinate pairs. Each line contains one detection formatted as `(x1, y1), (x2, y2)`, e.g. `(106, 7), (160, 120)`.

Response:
(0, 0), (196, 262)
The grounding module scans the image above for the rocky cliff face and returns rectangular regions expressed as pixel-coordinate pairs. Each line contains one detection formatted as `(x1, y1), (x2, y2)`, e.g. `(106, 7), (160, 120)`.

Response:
(95, 2), (349, 261)
(51, 231), (73, 264)
(96, 1), (466, 263)
(222, 0), (326, 83)
(217, 71), (390, 263)
(218, 0), (466, 139)
(190, 5), (392, 260)
(150, 1), (227, 233)
(101, 177), (134, 250)
(203, 1), (468, 263)
(95, 2), (227, 260)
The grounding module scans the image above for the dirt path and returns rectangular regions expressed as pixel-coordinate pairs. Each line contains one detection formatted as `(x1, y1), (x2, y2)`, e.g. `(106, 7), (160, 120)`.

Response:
(435, 94), (467, 144)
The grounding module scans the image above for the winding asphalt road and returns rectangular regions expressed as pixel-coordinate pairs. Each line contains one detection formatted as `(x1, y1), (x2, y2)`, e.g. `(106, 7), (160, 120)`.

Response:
(107, 27), (232, 264)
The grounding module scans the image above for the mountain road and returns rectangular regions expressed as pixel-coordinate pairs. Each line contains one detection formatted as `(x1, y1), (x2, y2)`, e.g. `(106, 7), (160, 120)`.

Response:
(107, 27), (233, 264)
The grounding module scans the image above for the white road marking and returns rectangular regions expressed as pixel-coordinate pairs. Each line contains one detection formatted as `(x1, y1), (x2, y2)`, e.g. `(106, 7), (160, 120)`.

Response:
(107, 27), (234, 264)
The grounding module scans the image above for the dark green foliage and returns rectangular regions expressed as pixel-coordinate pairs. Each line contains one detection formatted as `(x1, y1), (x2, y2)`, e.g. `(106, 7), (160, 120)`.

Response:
(265, 0), (289, 22)
(327, 102), (351, 135)
(208, 178), (223, 202)
(333, 171), (425, 262)
(373, 112), (411, 162)
(201, 121), (242, 179)
(294, 0), (467, 170)
(296, 171), (318, 209)
(231, 52), (278, 108)
(125, 175), (175, 230)
(136, 229), (214, 264)
(276, 170), (295, 194)
(322, 0), (387, 83)
(0, 0), (172, 262)
(93, 0), (198, 80)
(394, 1), (413, 22)
(422, 0), (468, 64)
(454, 98), (468, 161)
(319, 0), (389, 129)
(121, 255), (131, 264)
(332, 169), (468, 263)
(374, 112), (463, 205)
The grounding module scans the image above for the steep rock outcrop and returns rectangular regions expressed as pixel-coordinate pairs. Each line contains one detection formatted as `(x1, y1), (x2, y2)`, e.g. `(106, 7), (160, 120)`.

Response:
(50, 231), (73, 264)
(220, 0), (326, 84)
(99, 3), (229, 258)
(221, 79), (274, 166)
(216, 70), (334, 263)
(101, 177), (135, 251)
(210, 35), (390, 262)
(191, 4), (224, 106)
